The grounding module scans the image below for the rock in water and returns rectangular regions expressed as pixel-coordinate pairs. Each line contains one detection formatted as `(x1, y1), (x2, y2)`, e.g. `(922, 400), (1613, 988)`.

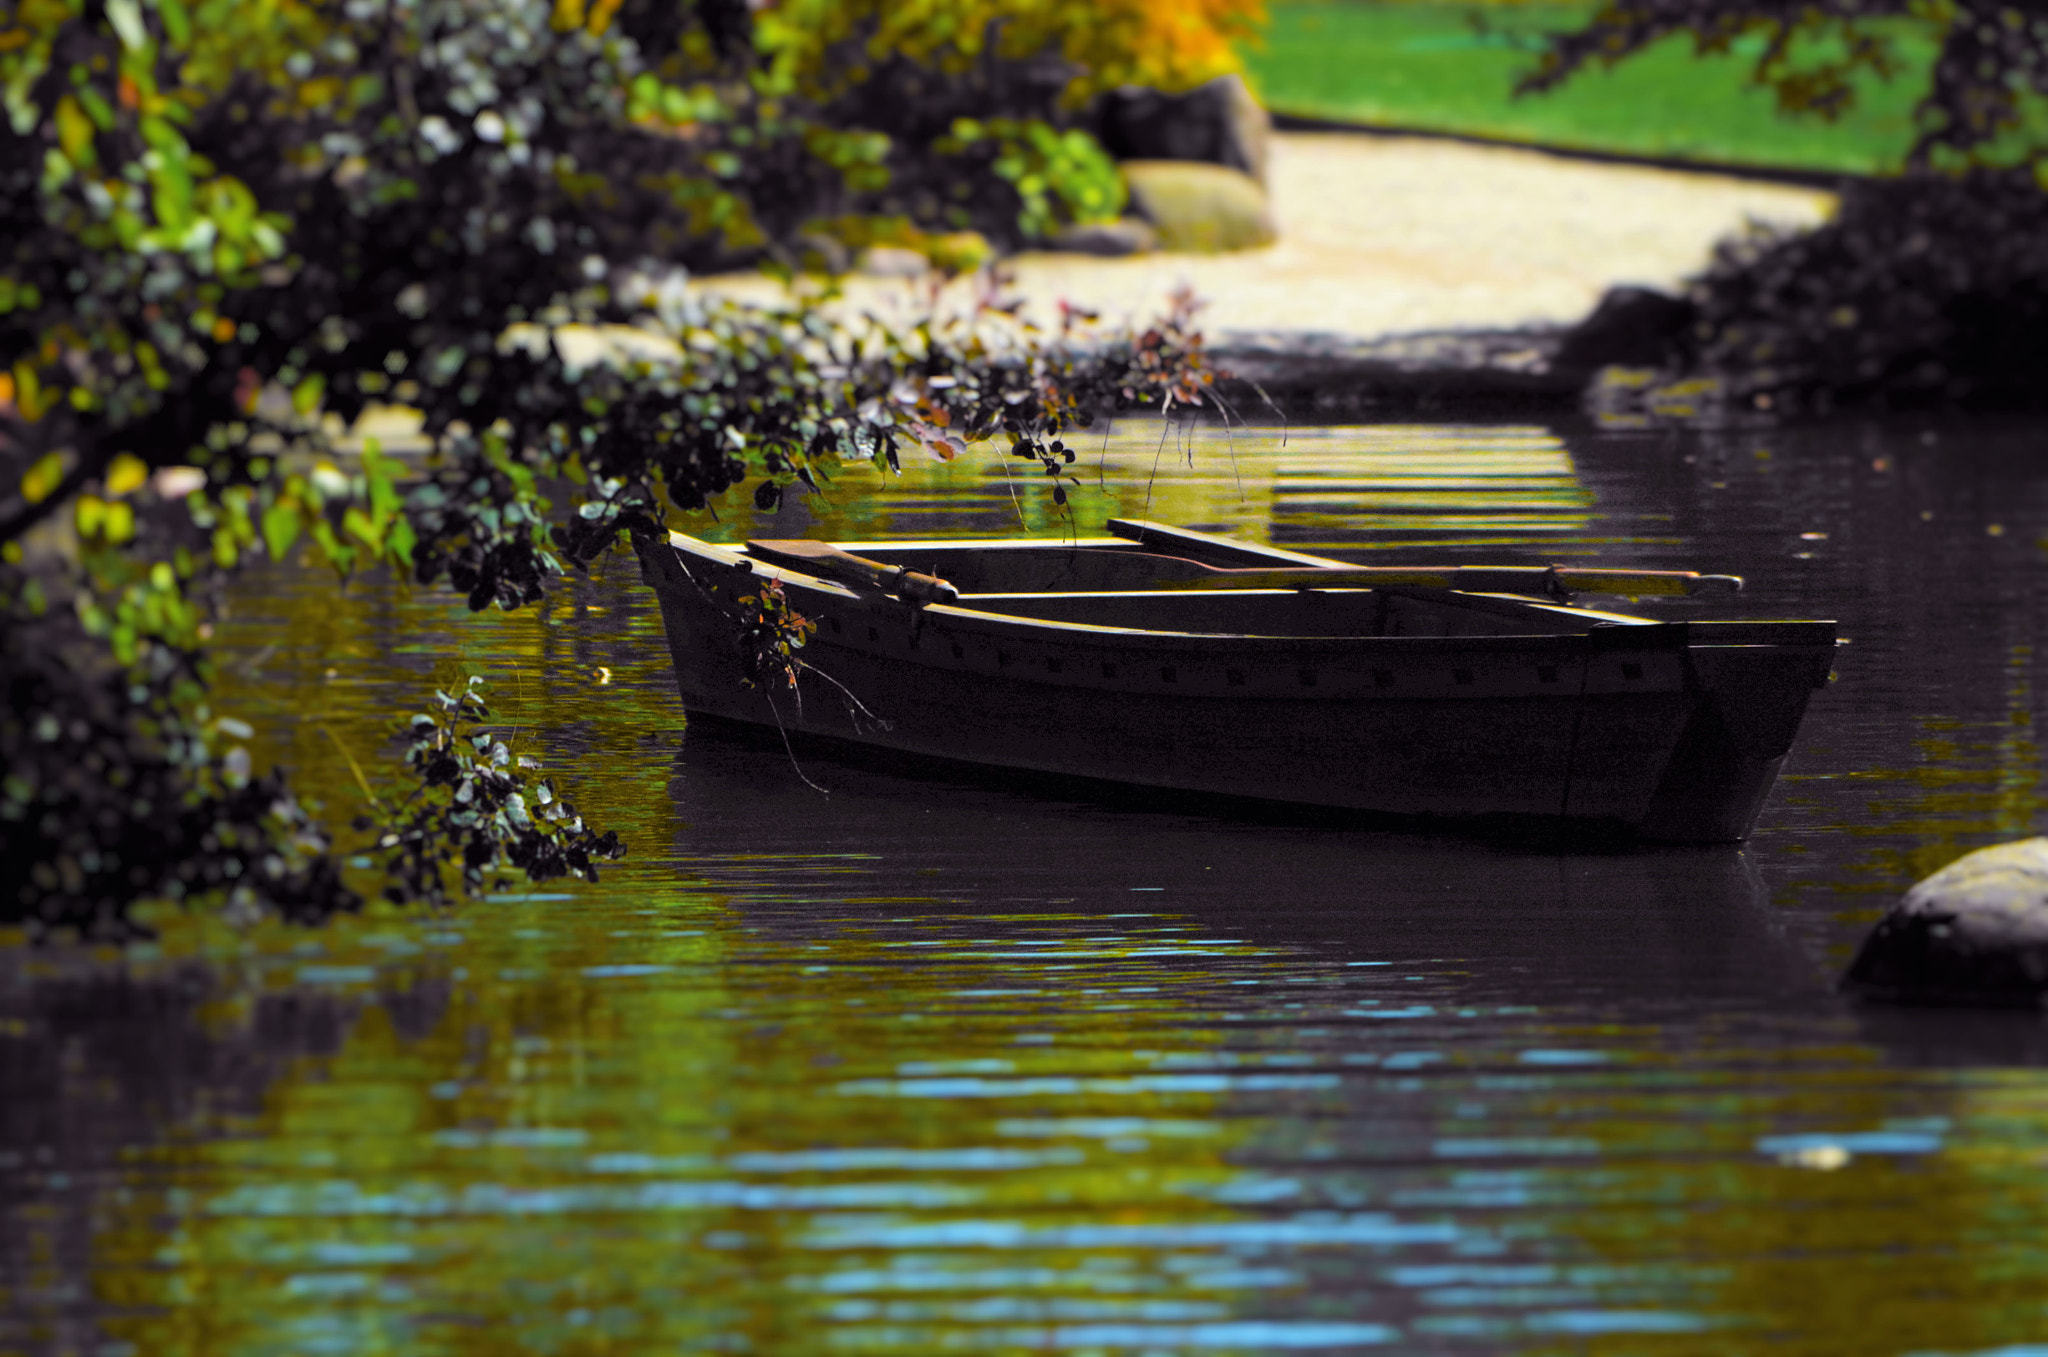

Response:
(1121, 162), (1276, 253)
(1843, 838), (2048, 1006)
(1098, 75), (1271, 186)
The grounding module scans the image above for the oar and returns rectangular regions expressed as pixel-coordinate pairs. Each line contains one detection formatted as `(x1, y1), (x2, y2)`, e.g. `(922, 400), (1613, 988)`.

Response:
(1104, 518), (1738, 598)
(1159, 564), (1742, 598)
(747, 539), (960, 604)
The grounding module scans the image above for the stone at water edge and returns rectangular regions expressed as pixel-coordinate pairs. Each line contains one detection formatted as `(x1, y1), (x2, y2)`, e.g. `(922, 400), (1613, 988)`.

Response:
(1121, 161), (1276, 254)
(1842, 838), (2048, 1006)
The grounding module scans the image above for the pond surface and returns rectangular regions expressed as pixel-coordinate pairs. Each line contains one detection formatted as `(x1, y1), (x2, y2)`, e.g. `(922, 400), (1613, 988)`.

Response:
(6, 414), (2048, 1355)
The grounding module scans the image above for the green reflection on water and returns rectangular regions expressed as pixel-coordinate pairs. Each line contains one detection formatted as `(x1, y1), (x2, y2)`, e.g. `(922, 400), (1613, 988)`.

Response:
(14, 418), (2048, 1354)
(95, 902), (1318, 1353)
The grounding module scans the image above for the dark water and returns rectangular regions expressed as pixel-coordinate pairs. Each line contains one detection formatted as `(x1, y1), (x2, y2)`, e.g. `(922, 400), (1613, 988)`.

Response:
(6, 415), (2048, 1355)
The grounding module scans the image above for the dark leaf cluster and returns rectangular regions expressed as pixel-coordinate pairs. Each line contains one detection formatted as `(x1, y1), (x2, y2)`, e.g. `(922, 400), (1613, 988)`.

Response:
(363, 677), (623, 910)
(731, 575), (816, 691)
(386, 285), (1224, 622)
(0, 0), (1228, 935)
(0, 560), (351, 937)
(1646, 169), (2048, 408)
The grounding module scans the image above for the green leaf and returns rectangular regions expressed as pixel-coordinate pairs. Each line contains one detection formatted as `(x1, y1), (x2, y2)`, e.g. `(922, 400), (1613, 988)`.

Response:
(308, 519), (355, 572)
(149, 158), (195, 232)
(342, 505), (383, 552)
(261, 502), (302, 560)
(20, 451), (66, 504)
(77, 86), (115, 132)
(385, 515), (417, 567)
(55, 96), (96, 168)
(101, 500), (135, 544)
(158, 0), (192, 46)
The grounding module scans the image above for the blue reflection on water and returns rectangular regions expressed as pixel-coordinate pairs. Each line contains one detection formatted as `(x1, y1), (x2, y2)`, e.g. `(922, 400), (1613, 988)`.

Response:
(13, 417), (2048, 1354)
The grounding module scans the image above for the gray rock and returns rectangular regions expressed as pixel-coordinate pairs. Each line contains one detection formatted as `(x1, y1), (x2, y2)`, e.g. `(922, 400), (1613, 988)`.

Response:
(1048, 217), (1159, 257)
(1122, 161), (1276, 254)
(1842, 838), (2048, 1006)
(1098, 74), (1270, 187)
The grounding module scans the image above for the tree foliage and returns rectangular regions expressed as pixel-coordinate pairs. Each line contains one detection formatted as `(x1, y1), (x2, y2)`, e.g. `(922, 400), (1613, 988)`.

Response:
(758, 0), (1264, 105)
(1520, 0), (2048, 172)
(0, 0), (1230, 936)
(1524, 0), (2048, 406)
(741, 0), (1267, 253)
(366, 677), (624, 910)
(1663, 166), (2048, 408)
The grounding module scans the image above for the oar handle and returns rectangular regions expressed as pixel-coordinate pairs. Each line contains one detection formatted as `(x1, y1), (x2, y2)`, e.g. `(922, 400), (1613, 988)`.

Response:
(746, 539), (960, 605)
(884, 566), (960, 605)
(1555, 569), (1743, 597)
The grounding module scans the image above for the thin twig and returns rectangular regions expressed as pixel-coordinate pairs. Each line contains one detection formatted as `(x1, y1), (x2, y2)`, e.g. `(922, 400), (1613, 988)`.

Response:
(320, 722), (385, 814)
(762, 690), (830, 795)
(1142, 409), (1173, 521)
(994, 449), (1027, 528)
(1246, 374), (1289, 448)
(797, 659), (893, 733)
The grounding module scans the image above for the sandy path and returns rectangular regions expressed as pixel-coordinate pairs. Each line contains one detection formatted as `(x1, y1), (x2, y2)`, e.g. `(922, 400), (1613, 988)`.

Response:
(344, 136), (1834, 453)
(699, 131), (1835, 341)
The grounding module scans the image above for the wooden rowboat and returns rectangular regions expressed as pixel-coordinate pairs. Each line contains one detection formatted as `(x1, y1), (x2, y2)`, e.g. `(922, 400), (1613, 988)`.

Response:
(636, 519), (1836, 842)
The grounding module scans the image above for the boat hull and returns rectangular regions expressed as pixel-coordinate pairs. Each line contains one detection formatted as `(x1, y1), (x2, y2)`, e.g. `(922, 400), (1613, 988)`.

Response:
(637, 535), (1834, 842)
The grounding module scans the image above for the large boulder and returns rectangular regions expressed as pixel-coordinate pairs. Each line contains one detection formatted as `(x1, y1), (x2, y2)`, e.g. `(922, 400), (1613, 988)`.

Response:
(1098, 74), (1270, 187)
(1552, 285), (1696, 374)
(1121, 161), (1276, 254)
(1842, 838), (2048, 1006)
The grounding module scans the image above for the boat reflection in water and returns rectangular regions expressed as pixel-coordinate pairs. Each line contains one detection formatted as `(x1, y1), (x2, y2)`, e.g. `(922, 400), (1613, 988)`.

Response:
(665, 715), (1814, 1007)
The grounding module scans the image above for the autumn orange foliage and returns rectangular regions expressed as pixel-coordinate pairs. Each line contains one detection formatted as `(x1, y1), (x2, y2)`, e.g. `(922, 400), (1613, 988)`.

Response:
(758, 0), (1267, 102)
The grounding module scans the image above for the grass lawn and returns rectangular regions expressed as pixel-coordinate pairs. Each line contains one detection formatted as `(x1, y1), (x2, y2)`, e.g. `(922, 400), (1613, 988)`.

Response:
(1242, 0), (1931, 175)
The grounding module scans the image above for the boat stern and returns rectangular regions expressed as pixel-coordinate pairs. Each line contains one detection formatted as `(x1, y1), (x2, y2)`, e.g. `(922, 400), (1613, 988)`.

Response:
(1634, 621), (1838, 842)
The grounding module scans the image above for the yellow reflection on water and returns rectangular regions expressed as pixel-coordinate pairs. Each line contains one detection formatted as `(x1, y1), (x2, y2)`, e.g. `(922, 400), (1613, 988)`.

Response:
(682, 417), (1599, 561)
(16, 418), (2048, 1354)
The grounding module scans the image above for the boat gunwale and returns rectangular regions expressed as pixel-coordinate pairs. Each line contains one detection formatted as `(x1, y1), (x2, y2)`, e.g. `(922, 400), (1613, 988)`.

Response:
(820, 536), (1138, 554)
(914, 598), (1610, 654)
(659, 533), (1833, 657)
(667, 533), (1623, 650)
